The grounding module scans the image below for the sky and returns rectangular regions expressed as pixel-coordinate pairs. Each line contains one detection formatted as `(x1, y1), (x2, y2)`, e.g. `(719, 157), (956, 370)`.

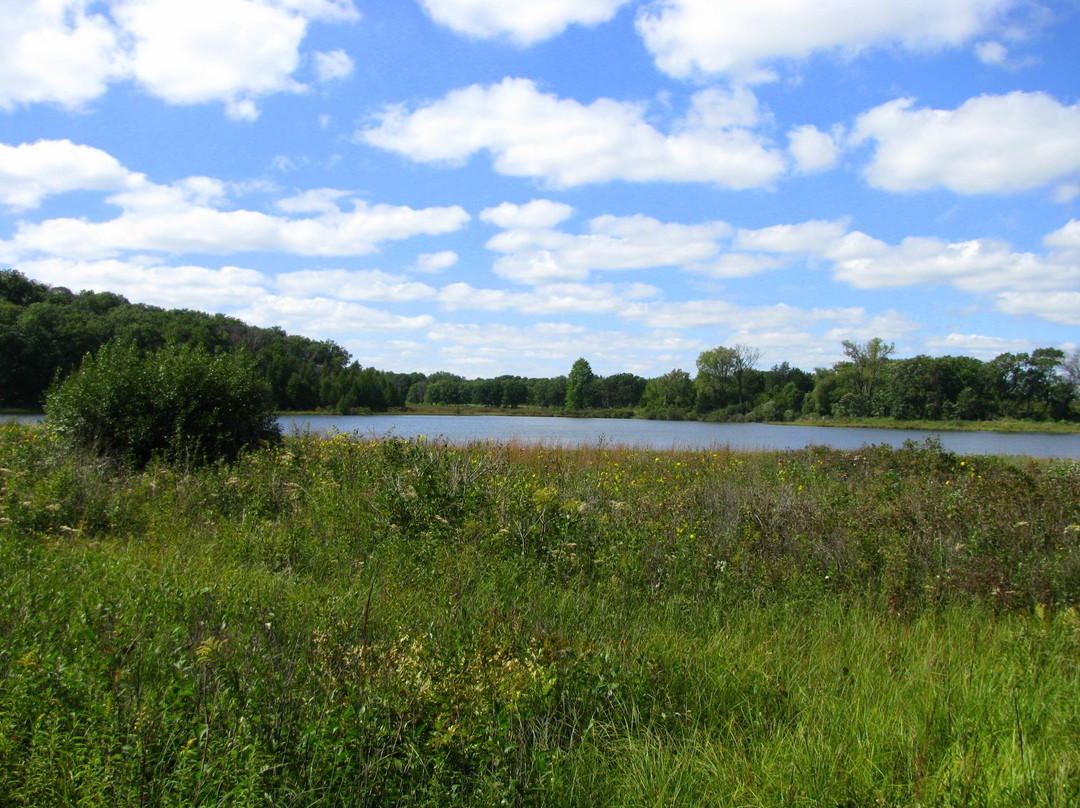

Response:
(1, 0), (1079, 379)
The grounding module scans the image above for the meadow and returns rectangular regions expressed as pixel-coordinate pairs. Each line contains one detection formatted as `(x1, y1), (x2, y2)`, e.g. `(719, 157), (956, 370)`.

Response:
(1, 422), (1079, 806)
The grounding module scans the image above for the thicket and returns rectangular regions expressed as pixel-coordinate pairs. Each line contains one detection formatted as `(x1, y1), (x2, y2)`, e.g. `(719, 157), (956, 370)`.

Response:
(45, 339), (281, 467)
(2, 424), (1079, 805)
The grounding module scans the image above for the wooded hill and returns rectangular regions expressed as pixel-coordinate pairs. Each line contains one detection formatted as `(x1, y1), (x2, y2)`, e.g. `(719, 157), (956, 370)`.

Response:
(2, 269), (1077, 422)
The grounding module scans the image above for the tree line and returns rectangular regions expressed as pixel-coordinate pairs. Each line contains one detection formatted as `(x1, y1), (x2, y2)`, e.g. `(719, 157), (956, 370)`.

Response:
(2, 270), (1077, 422)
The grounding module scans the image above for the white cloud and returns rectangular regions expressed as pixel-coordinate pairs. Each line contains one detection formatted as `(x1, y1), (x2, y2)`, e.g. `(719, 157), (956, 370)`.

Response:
(275, 269), (437, 302)
(925, 332), (1033, 358)
(822, 311), (922, 344)
(735, 219), (848, 254)
(689, 253), (784, 279)
(236, 295), (434, 335)
(485, 213), (731, 284)
(632, 298), (855, 332)
(852, 92), (1080, 194)
(1045, 219), (1080, 250)
(4, 175), (469, 259)
(415, 250), (459, 273)
(825, 233), (1078, 293)
(0, 0), (360, 117)
(0, 139), (140, 210)
(635, 0), (1014, 80)
(0, 1), (126, 110)
(417, 0), (629, 45)
(974, 39), (1008, 64)
(314, 49), (353, 81)
(436, 280), (658, 315)
(995, 291), (1080, 325)
(1053, 184), (1080, 204)
(117, 0), (312, 118)
(17, 257), (269, 310)
(276, 188), (352, 214)
(362, 78), (786, 189)
(788, 125), (841, 174)
(422, 321), (693, 376)
(481, 200), (575, 229)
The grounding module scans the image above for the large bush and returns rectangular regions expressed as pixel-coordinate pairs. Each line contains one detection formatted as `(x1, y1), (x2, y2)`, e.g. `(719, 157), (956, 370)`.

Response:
(45, 339), (281, 466)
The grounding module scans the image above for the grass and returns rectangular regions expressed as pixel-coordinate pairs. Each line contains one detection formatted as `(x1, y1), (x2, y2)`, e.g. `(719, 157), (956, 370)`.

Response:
(1, 423), (1079, 806)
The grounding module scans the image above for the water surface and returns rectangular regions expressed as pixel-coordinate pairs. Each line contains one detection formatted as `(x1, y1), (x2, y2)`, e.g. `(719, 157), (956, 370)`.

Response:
(280, 414), (1080, 459)
(7, 412), (1076, 458)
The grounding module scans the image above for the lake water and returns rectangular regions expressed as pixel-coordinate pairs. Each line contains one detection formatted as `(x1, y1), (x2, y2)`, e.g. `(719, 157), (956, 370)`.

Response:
(278, 414), (1080, 459)
(6, 412), (1077, 458)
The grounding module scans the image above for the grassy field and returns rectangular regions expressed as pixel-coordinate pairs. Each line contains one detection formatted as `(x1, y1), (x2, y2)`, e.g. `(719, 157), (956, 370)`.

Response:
(1, 423), (1079, 806)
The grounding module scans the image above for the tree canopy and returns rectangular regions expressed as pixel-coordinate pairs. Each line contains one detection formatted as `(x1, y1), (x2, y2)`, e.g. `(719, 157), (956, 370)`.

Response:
(3, 269), (1076, 425)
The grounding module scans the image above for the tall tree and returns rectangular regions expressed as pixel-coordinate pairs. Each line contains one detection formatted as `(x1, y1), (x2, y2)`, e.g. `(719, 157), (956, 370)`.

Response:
(695, 346), (737, 411)
(731, 343), (763, 408)
(565, 358), (596, 410)
(841, 337), (895, 415)
(641, 369), (695, 411)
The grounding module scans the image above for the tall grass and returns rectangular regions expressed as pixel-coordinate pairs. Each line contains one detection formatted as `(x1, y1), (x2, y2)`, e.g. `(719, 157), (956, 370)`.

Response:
(1, 423), (1078, 806)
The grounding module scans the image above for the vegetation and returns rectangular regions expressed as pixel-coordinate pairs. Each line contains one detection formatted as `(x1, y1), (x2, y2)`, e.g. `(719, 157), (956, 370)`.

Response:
(45, 340), (281, 467)
(2, 423), (1079, 805)
(2, 269), (1077, 425)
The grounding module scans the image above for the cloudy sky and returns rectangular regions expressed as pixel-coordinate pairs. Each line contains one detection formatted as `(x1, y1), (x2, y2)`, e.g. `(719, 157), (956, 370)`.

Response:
(2, 0), (1078, 377)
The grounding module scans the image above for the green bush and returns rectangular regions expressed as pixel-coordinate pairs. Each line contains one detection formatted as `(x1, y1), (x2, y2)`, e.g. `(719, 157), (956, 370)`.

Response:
(45, 339), (281, 467)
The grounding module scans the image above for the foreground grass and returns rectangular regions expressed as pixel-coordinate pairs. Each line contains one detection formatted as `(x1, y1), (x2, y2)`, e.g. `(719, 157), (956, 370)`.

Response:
(1, 424), (1079, 806)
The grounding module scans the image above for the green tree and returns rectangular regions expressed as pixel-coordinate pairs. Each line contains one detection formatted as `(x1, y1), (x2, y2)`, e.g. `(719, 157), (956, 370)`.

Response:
(695, 346), (736, 412)
(841, 337), (895, 415)
(565, 358), (596, 410)
(45, 340), (280, 467)
(640, 369), (695, 413)
(731, 344), (762, 409)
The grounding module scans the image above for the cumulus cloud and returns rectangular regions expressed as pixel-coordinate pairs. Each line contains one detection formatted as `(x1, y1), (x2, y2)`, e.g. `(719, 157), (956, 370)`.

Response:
(275, 188), (352, 214)
(236, 295), (434, 335)
(3, 169), (469, 259)
(415, 250), (459, 273)
(485, 213), (731, 284)
(275, 269), (437, 302)
(995, 291), (1080, 325)
(480, 200), (575, 230)
(925, 332), (1033, 358)
(361, 78), (786, 189)
(313, 49), (354, 82)
(852, 91), (1080, 194)
(118, 0), (309, 119)
(0, 139), (140, 210)
(17, 257), (269, 311)
(418, 0), (629, 45)
(422, 321), (695, 376)
(825, 233), (1077, 293)
(630, 298), (857, 332)
(735, 219), (848, 254)
(974, 39), (1009, 64)
(1045, 219), (1080, 250)
(788, 125), (841, 174)
(635, 0), (1014, 80)
(436, 280), (657, 315)
(0, 1), (126, 110)
(0, 0), (359, 117)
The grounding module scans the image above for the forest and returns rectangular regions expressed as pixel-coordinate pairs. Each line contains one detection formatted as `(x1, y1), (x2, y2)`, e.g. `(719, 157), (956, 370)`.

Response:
(2, 269), (1077, 423)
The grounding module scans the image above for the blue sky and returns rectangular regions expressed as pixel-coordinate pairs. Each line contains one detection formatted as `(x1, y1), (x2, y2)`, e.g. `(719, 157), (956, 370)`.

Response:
(2, 0), (1078, 378)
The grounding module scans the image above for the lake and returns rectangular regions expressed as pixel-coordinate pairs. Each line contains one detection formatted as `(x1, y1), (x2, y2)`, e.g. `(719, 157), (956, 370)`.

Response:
(6, 412), (1077, 458)
(278, 414), (1080, 459)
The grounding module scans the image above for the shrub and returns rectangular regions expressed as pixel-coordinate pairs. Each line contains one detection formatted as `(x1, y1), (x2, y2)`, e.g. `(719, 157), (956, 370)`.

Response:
(45, 339), (281, 467)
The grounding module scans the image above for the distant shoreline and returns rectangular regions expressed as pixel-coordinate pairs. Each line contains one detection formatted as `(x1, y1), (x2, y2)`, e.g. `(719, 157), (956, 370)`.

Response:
(10, 406), (1078, 435)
